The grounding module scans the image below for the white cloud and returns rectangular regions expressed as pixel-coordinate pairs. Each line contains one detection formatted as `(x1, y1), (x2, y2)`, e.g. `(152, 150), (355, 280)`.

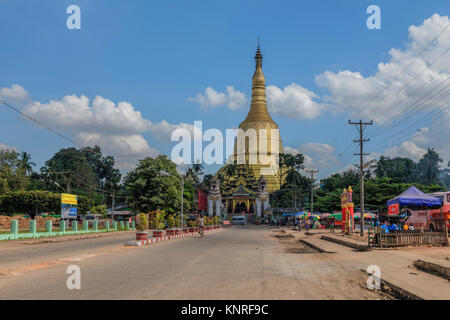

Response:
(0, 84), (29, 102)
(188, 86), (247, 110)
(0, 143), (18, 152)
(149, 120), (199, 141)
(21, 93), (160, 171)
(300, 142), (335, 156)
(315, 14), (450, 124)
(284, 143), (337, 171)
(25, 95), (151, 135)
(267, 83), (328, 119)
(383, 125), (449, 165)
(385, 141), (427, 162)
(300, 142), (337, 169)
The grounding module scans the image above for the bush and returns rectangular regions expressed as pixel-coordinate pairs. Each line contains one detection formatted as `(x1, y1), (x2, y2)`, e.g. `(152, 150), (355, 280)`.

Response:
(136, 213), (148, 232)
(167, 215), (176, 228)
(91, 204), (107, 217)
(213, 216), (220, 225)
(0, 190), (93, 217)
(149, 211), (166, 230)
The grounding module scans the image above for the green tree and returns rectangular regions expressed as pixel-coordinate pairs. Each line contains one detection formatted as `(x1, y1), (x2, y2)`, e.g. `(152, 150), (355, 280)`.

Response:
(41, 148), (95, 193)
(417, 148), (443, 185)
(191, 159), (204, 183)
(18, 152), (36, 175)
(91, 204), (107, 217)
(125, 155), (181, 212)
(81, 146), (122, 205)
(0, 149), (29, 193)
(374, 156), (418, 183)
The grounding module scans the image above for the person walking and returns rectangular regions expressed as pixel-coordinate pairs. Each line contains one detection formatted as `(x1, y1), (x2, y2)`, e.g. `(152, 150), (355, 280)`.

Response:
(198, 216), (205, 238)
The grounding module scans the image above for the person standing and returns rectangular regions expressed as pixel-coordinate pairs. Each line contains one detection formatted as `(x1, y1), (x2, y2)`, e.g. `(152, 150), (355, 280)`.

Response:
(380, 221), (390, 234)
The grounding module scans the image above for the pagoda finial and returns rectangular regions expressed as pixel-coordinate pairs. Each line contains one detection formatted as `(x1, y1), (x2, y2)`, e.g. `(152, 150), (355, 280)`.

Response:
(255, 37), (262, 62)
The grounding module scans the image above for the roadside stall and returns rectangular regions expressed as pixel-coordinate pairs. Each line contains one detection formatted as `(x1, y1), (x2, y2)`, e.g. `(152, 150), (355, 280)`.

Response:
(370, 187), (447, 247)
(354, 212), (378, 228)
(387, 186), (442, 230)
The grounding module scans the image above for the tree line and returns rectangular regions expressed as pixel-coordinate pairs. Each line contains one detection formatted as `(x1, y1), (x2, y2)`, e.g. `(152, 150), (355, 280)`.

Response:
(0, 146), (201, 216)
(270, 148), (449, 213)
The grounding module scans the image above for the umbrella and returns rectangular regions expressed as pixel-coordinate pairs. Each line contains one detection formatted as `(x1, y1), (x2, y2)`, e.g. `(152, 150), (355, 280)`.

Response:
(354, 212), (377, 219)
(329, 212), (342, 220)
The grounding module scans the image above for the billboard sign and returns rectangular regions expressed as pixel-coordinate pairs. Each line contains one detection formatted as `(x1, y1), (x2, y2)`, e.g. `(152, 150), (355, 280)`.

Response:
(61, 193), (78, 219)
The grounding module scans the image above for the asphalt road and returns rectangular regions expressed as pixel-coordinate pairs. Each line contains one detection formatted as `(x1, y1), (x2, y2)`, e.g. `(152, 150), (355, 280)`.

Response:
(0, 226), (386, 299)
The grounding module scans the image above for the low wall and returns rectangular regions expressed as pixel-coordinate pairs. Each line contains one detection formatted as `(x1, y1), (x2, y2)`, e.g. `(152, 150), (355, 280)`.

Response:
(0, 215), (59, 230)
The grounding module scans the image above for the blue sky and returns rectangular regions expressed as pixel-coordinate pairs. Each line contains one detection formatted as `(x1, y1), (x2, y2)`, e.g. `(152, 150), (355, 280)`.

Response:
(0, 0), (449, 178)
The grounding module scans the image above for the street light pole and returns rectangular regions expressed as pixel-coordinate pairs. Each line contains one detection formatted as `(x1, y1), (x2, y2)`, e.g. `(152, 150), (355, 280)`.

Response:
(181, 177), (184, 228)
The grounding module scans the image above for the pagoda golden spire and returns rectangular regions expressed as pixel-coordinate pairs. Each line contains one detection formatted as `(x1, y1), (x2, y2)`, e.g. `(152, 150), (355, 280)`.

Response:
(240, 42), (275, 124)
(232, 42), (284, 192)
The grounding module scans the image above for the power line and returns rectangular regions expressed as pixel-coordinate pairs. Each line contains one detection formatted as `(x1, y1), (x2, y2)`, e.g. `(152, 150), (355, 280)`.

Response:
(329, 24), (449, 155)
(370, 93), (450, 150)
(0, 98), (103, 157)
(365, 47), (449, 123)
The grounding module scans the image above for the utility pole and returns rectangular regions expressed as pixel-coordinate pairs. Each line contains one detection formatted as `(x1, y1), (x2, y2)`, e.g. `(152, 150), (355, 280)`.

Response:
(306, 169), (319, 214)
(349, 120), (373, 236)
(66, 173), (71, 194)
(112, 190), (115, 216)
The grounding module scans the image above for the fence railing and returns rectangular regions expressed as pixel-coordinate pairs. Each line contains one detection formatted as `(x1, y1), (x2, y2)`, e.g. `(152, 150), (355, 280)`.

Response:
(0, 219), (136, 241)
(372, 229), (448, 247)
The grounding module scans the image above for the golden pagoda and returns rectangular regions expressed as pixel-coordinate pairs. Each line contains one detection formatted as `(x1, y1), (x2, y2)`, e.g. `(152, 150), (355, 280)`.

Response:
(217, 43), (284, 214)
(233, 43), (284, 192)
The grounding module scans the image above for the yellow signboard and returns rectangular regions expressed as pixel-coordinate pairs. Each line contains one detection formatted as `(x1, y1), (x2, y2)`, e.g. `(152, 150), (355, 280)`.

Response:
(61, 193), (77, 205)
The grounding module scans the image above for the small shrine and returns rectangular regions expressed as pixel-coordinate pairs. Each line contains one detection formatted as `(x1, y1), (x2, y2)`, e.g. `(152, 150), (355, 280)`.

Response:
(207, 175), (222, 217)
(341, 186), (354, 233)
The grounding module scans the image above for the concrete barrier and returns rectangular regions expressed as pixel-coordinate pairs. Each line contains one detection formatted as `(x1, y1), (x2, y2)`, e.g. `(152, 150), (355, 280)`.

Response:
(126, 227), (222, 246)
(321, 235), (371, 251)
(414, 259), (450, 280)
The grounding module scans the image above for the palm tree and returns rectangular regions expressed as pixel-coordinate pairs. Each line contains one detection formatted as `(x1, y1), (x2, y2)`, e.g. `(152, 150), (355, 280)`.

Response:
(278, 153), (288, 189)
(418, 148), (442, 185)
(192, 159), (204, 183)
(19, 152), (36, 175)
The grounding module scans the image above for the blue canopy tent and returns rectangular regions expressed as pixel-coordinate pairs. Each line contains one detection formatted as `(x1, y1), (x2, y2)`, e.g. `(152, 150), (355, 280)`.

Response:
(282, 212), (305, 217)
(387, 186), (442, 207)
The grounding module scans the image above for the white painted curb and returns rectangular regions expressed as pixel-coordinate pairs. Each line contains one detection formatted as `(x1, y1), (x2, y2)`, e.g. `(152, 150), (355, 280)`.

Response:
(126, 228), (222, 246)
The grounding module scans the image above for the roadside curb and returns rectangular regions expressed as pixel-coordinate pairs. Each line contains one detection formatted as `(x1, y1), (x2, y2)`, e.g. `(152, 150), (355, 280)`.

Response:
(299, 239), (330, 253)
(1, 230), (136, 245)
(126, 228), (222, 246)
(414, 259), (450, 281)
(321, 235), (371, 251)
(361, 269), (424, 300)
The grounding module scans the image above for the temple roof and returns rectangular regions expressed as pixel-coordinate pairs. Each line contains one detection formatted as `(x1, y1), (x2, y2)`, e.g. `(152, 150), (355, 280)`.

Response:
(219, 164), (260, 197)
